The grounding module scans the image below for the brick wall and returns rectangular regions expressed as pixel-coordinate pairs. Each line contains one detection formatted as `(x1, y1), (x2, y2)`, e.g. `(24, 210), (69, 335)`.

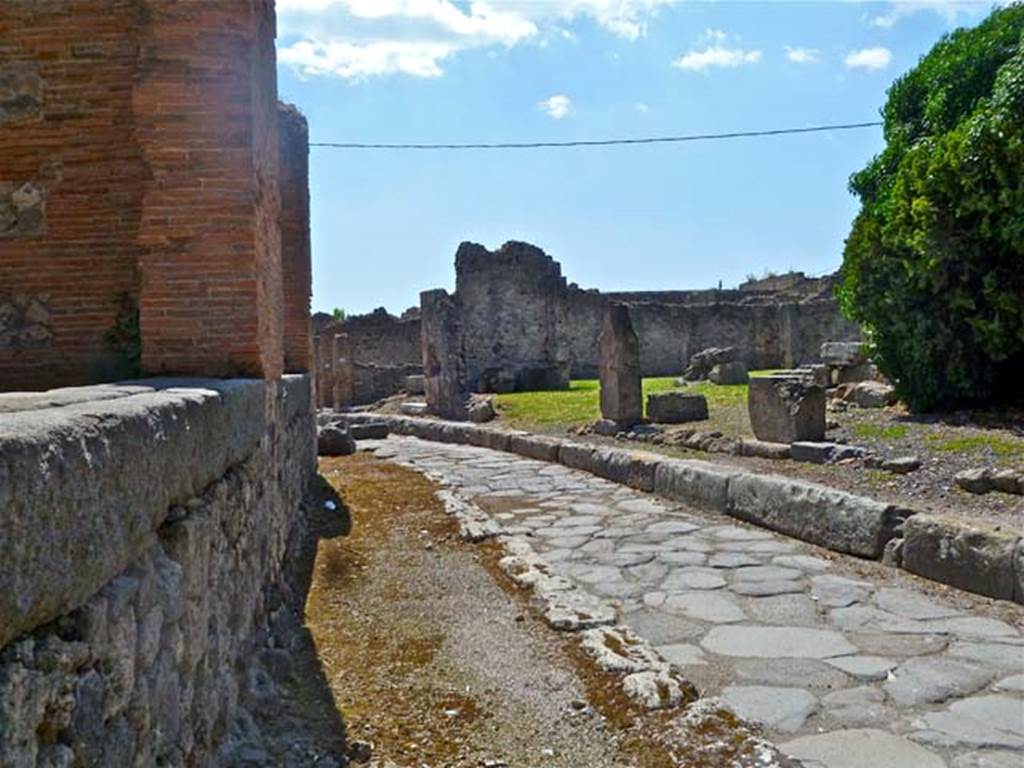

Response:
(0, 0), (145, 390)
(278, 103), (313, 373)
(0, 0), (301, 391)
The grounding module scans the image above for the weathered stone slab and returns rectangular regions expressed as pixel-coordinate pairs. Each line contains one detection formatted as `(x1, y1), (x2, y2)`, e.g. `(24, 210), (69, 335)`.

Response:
(901, 516), (1019, 602)
(508, 433), (561, 463)
(590, 448), (660, 492)
(821, 341), (866, 367)
(727, 473), (910, 558)
(558, 442), (596, 473)
(349, 422), (389, 440)
(598, 303), (642, 426)
(653, 459), (740, 513)
(0, 379), (271, 649)
(738, 439), (791, 460)
(708, 361), (749, 385)
(701, 626), (856, 659)
(782, 729), (945, 768)
(646, 391), (708, 424)
(748, 375), (825, 444)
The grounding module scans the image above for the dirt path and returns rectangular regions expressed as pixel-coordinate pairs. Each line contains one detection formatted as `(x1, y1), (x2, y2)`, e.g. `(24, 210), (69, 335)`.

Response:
(312, 453), (635, 767)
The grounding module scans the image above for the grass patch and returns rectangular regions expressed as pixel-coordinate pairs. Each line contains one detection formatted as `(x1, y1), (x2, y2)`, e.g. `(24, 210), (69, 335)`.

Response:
(852, 423), (909, 441)
(925, 433), (1024, 458)
(494, 374), (768, 430)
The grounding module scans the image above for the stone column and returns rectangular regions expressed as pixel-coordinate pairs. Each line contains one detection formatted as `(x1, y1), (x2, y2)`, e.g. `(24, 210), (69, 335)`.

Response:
(421, 289), (469, 421)
(335, 332), (355, 406)
(599, 303), (643, 427)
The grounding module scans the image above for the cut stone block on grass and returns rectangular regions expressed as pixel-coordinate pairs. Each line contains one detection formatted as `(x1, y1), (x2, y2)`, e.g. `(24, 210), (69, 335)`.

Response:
(748, 375), (826, 444)
(646, 391), (708, 424)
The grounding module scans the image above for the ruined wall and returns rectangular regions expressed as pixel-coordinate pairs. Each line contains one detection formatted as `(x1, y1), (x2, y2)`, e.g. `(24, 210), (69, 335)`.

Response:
(0, 376), (316, 767)
(279, 103), (313, 374)
(314, 308), (422, 405)
(0, 0), (304, 390)
(456, 241), (570, 392)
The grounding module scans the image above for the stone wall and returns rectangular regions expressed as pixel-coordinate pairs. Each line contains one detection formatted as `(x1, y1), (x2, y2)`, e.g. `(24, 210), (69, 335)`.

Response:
(314, 308), (423, 405)
(456, 241), (570, 392)
(279, 103), (313, 374)
(0, 0), (312, 391)
(425, 242), (860, 389)
(0, 375), (316, 767)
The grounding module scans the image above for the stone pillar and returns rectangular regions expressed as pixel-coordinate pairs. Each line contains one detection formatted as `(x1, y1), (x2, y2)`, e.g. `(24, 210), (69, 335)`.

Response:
(136, 0), (284, 379)
(334, 332), (355, 407)
(421, 289), (469, 421)
(599, 303), (643, 427)
(278, 102), (313, 374)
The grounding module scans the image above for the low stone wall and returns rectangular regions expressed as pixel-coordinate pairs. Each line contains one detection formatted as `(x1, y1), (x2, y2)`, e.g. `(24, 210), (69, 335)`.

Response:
(0, 376), (316, 766)
(337, 412), (1023, 605)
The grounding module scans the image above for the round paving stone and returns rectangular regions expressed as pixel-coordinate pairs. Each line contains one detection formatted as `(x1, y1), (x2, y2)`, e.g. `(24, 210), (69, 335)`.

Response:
(912, 694), (1024, 750)
(993, 674), (1024, 692)
(734, 658), (852, 690)
(953, 750), (1024, 767)
(662, 568), (727, 591)
(658, 551), (708, 567)
(708, 552), (762, 569)
(701, 626), (857, 659)
(884, 656), (995, 707)
(875, 587), (963, 621)
(664, 592), (746, 624)
(656, 643), (707, 668)
(731, 579), (805, 597)
(825, 655), (898, 682)
(721, 685), (818, 733)
(733, 565), (804, 582)
(810, 575), (875, 608)
(780, 729), (946, 768)
(646, 520), (701, 535)
(820, 686), (890, 728)
(772, 554), (832, 573)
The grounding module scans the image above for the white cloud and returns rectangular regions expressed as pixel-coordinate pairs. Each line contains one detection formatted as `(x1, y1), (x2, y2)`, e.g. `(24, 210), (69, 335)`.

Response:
(673, 45), (762, 72)
(868, 1), (994, 29)
(634, 101), (650, 112)
(277, 0), (680, 79)
(844, 46), (893, 71)
(785, 46), (819, 64)
(538, 94), (574, 119)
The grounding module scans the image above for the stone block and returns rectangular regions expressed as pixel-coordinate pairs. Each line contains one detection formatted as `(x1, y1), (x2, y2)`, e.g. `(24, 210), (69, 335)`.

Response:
(790, 442), (837, 464)
(727, 473), (911, 559)
(821, 341), (866, 366)
(683, 346), (737, 381)
(439, 423), (475, 444)
(599, 303), (642, 425)
(420, 288), (469, 421)
(399, 401), (428, 416)
(902, 516), (1018, 602)
(558, 443), (596, 473)
(748, 375), (826, 444)
(646, 392), (708, 424)
(508, 433), (562, 463)
(654, 459), (740, 513)
(738, 439), (791, 460)
(467, 395), (496, 423)
(349, 422), (389, 440)
(836, 362), (878, 385)
(708, 361), (749, 385)
(317, 425), (355, 455)
(404, 374), (426, 394)
(591, 448), (660, 492)
(843, 381), (896, 408)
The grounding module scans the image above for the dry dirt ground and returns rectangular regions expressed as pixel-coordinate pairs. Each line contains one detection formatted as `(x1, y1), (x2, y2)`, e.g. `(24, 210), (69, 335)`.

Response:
(305, 453), (785, 768)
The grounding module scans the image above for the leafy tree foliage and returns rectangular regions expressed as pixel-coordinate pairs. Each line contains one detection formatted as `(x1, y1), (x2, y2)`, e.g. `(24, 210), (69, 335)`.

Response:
(839, 5), (1024, 410)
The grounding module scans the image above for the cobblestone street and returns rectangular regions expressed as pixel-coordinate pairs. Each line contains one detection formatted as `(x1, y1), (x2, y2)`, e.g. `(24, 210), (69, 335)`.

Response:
(371, 436), (1024, 768)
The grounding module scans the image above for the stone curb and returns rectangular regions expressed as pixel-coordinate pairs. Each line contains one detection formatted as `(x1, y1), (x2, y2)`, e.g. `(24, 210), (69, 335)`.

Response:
(333, 411), (1022, 605)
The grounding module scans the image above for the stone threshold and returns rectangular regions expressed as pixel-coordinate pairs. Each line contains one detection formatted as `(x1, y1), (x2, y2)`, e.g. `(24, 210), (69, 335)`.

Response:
(331, 412), (1024, 606)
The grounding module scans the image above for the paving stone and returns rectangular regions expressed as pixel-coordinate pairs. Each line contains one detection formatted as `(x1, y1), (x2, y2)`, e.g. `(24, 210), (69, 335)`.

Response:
(875, 587), (964, 620)
(658, 551), (708, 567)
(733, 565), (804, 582)
(911, 694), (1024, 749)
(708, 552), (762, 569)
(710, 525), (775, 541)
(810, 575), (875, 608)
(545, 536), (592, 550)
(733, 657), (851, 690)
(772, 554), (833, 573)
(731, 579), (806, 597)
(626, 561), (669, 584)
(884, 656), (995, 706)
(623, 609), (705, 644)
(701, 626), (857, 659)
(993, 674), (1024, 692)
(781, 729), (946, 768)
(662, 568), (727, 591)
(596, 551), (656, 567)
(656, 643), (707, 668)
(820, 686), (891, 727)
(743, 594), (822, 626)
(846, 632), (948, 657)
(948, 642), (1024, 671)
(952, 750), (1024, 767)
(645, 520), (700, 535)
(825, 655), (898, 682)
(664, 592), (746, 623)
(925, 617), (1020, 640)
(721, 686), (818, 733)
(616, 498), (668, 515)
(829, 605), (937, 635)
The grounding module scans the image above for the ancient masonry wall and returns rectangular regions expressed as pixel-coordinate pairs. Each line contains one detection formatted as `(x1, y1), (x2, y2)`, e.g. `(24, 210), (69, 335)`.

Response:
(0, 0), (310, 391)
(0, 376), (316, 767)
(279, 103), (313, 374)
(455, 241), (570, 392)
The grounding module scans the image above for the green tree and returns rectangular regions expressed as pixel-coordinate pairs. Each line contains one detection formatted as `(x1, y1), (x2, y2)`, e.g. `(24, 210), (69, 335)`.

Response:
(839, 4), (1024, 411)
(332, 307), (347, 322)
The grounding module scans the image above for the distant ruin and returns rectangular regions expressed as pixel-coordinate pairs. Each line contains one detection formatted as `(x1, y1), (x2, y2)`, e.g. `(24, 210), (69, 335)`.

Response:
(319, 240), (860, 405)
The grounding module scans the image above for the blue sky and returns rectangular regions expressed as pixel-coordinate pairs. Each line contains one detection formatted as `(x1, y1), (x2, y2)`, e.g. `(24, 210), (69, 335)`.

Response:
(275, 1), (1001, 315)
